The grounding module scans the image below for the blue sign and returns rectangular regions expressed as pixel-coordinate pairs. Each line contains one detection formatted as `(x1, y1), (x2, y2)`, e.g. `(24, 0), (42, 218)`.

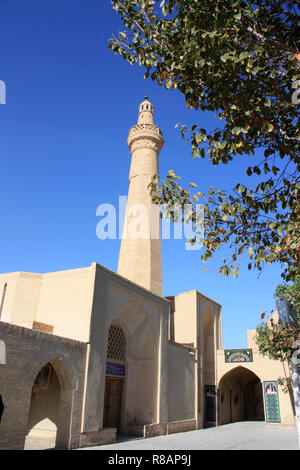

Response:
(106, 362), (125, 377)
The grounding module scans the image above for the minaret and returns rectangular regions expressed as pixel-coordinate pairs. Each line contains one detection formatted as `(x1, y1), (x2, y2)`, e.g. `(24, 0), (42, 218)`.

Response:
(117, 96), (164, 296)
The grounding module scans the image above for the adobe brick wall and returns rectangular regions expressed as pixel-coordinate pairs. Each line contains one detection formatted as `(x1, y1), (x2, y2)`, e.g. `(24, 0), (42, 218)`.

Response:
(0, 322), (87, 450)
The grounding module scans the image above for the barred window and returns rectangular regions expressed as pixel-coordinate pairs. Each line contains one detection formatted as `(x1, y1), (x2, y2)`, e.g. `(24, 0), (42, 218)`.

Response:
(107, 325), (126, 362)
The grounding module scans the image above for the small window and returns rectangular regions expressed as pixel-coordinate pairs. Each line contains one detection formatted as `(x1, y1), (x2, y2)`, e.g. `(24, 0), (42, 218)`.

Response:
(107, 325), (126, 362)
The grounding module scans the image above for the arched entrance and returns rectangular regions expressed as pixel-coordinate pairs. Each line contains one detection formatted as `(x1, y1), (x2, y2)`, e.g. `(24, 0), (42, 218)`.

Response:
(218, 367), (264, 425)
(25, 358), (73, 449)
(103, 324), (126, 433)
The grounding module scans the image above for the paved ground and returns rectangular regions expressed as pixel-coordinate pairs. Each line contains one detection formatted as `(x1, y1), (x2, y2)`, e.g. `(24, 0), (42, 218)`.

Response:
(80, 422), (299, 451)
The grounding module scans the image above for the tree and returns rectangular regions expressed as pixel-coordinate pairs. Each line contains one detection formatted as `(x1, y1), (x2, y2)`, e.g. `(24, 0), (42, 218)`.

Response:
(109, 0), (300, 281)
(255, 275), (300, 393)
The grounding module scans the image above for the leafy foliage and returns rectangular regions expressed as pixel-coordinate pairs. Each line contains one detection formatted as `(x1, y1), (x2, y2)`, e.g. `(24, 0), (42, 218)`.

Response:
(275, 274), (300, 316)
(255, 276), (300, 392)
(255, 317), (299, 363)
(255, 313), (300, 392)
(109, 0), (300, 280)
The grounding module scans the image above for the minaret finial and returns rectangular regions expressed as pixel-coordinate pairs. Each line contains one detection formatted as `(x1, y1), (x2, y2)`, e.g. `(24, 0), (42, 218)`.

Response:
(144, 93), (149, 100)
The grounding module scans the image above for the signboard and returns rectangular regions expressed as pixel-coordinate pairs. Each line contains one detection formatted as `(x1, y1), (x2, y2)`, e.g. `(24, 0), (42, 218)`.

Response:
(225, 349), (253, 363)
(106, 362), (125, 377)
(264, 381), (281, 423)
(275, 295), (299, 328)
(204, 385), (216, 423)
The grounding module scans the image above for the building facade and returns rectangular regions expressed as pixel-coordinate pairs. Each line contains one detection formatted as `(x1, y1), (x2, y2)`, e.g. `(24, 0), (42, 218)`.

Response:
(0, 98), (295, 449)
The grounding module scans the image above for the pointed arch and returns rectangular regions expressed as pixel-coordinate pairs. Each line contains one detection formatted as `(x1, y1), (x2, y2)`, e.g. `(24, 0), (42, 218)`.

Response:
(105, 301), (157, 430)
(26, 358), (73, 449)
(218, 366), (265, 425)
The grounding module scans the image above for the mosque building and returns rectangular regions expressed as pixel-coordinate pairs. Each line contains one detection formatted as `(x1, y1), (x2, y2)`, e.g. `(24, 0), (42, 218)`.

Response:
(0, 98), (295, 449)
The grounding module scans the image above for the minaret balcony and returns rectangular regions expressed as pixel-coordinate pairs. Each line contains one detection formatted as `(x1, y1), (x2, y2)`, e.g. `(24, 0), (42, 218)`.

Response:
(127, 123), (164, 152)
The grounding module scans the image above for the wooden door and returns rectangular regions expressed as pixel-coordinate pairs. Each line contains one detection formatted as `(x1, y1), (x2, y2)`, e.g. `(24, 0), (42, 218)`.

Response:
(103, 377), (123, 431)
(204, 385), (216, 426)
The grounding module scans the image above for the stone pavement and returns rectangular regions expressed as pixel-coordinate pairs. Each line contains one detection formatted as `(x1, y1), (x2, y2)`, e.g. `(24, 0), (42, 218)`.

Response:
(80, 421), (299, 451)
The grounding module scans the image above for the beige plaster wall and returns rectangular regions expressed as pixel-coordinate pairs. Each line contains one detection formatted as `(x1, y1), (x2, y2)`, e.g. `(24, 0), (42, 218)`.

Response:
(0, 266), (95, 342)
(35, 266), (95, 342)
(0, 272), (42, 328)
(172, 290), (197, 346)
(167, 342), (196, 422)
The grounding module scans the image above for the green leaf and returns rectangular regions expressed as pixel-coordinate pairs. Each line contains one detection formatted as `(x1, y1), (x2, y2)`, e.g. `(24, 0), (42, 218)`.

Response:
(239, 51), (248, 60)
(232, 127), (241, 135)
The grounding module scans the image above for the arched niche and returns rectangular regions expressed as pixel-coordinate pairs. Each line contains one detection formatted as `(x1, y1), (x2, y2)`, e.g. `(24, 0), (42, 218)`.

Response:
(130, 319), (155, 360)
(25, 358), (73, 449)
(202, 307), (215, 385)
(108, 302), (157, 430)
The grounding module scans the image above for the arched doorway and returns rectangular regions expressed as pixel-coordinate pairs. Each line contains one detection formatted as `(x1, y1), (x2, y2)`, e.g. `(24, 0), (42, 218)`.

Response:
(103, 324), (126, 433)
(25, 359), (73, 449)
(218, 367), (265, 425)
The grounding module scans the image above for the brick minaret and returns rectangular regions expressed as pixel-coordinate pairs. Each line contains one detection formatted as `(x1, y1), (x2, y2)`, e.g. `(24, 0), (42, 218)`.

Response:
(117, 96), (164, 296)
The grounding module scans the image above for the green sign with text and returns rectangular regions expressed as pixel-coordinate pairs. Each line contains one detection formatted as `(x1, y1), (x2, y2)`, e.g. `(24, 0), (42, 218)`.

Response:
(264, 381), (281, 423)
(225, 349), (253, 363)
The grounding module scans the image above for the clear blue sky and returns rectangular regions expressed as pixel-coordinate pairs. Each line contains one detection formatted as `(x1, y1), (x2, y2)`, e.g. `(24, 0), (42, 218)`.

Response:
(0, 0), (284, 348)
